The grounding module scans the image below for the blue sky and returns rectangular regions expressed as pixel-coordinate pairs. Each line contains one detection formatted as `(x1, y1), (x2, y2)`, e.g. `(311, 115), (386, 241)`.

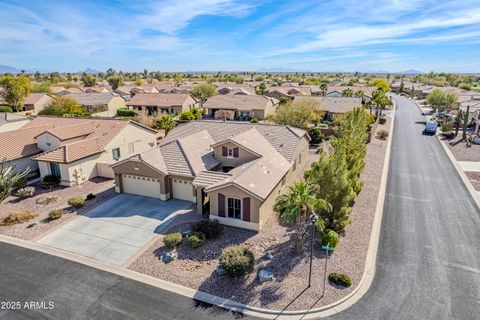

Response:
(1, 0), (480, 72)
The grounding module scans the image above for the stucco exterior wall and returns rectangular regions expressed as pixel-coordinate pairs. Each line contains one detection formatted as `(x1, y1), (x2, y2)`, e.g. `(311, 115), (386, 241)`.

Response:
(213, 142), (258, 167)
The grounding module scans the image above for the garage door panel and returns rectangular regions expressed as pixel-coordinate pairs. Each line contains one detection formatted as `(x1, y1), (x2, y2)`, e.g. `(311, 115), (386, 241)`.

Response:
(172, 178), (193, 201)
(123, 174), (161, 199)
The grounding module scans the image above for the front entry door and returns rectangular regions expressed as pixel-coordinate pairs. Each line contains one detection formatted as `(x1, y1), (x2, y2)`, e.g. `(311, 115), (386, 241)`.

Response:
(49, 162), (61, 178)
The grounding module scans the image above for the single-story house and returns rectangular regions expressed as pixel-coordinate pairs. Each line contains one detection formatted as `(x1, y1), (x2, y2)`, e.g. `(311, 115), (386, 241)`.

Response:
(266, 86), (312, 100)
(23, 93), (54, 114)
(294, 96), (363, 121)
(56, 87), (86, 95)
(83, 86), (111, 93)
(326, 86), (375, 101)
(111, 121), (310, 231)
(66, 93), (126, 117)
(126, 93), (198, 115)
(203, 95), (278, 120)
(0, 116), (157, 185)
(114, 85), (160, 97)
(0, 112), (31, 132)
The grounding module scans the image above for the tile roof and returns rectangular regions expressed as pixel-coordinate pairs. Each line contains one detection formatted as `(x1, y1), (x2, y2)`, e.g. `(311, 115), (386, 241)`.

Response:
(327, 86), (376, 97)
(193, 171), (232, 187)
(0, 116), (131, 163)
(203, 95), (277, 111)
(127, 93), (192, 107)
(294, 96), (363, 114)
(24, 93), (50, 105)
(66, 93), (119, 106)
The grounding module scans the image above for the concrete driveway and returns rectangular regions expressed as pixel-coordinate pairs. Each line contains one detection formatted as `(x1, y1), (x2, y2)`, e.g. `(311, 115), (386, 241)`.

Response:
(37, 194), (193, 266)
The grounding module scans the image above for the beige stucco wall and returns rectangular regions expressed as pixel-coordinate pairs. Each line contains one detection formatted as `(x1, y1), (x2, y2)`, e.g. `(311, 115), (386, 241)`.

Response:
(13, 156), (38, 174)
(106, 96), (127, 117)
(36, 132), (86, 151)
(213, 142), (258, 167)
(209, 185), (261, 222)
(24, 95), (53, 113)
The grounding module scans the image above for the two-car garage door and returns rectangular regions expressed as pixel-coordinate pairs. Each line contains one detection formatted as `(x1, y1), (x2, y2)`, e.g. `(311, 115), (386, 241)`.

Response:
(122, 175), (161, 199)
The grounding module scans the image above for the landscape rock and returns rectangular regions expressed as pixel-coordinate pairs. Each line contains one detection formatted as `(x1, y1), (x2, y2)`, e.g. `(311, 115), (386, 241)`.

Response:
(160, 251), (176, 263)
(262, 251), (274, 260)
(258, 269), (274, 282)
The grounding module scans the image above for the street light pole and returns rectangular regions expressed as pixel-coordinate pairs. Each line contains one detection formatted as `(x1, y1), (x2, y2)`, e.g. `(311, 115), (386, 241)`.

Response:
(308, 213), (318, 288)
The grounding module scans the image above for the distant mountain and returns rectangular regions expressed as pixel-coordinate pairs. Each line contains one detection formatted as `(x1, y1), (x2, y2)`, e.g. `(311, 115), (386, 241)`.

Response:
(78, 67), (101, 74)
(0, 64), (21, 74)
(399, 69), (423, 74)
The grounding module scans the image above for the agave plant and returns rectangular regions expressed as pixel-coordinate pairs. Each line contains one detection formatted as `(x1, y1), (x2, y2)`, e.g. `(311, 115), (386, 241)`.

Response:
(0, 159), (30, 203)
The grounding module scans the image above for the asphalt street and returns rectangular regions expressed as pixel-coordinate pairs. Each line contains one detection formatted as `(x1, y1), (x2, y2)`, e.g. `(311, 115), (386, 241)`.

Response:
(0, 95), (479, 320)
(330, 95), (480, 319)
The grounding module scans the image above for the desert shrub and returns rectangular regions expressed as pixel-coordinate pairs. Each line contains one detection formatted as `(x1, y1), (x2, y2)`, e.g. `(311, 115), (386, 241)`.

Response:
(86, 193), (96, 200)
(116, 108), (135, 117)
(41, 175), (60, 188)
(179, 110), (194, 121)
(48, 209), (64, 220)
(13, 176), (27, 189)
(1, 211), (38, 226)
(328, 273), (352, 287)
(192, 220), (223, 239)
(16, 186), (35, 198)
(379, 116), (386, 125)
(377, 129), (389, 139)
(321, 229), (340, 248)
(249, 117), (258, 123)
(186, 231), (206, 248)
(35, 196), (58, 205)
(308, 127), (324, 144)
(441, 123), (453, 132)
(163, 232), (182, 249)
(0, 106), (13, 112)
(219, 246), (254, 277)
(67, 196), (85, 209)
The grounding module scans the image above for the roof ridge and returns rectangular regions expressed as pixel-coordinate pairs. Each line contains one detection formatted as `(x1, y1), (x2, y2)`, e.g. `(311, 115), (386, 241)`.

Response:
(176, 140), (195, 176)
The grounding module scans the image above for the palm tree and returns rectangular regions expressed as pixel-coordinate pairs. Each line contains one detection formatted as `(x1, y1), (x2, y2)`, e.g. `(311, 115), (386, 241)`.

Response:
(274, 181), (330, 253)
(319, 82), (328, 96)
(342, 88), (354, 97)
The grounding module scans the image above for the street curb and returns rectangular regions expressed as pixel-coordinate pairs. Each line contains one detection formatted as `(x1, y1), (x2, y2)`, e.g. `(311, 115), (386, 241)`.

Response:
(0, 107), (396, 319)
(437, 138), (480, 210)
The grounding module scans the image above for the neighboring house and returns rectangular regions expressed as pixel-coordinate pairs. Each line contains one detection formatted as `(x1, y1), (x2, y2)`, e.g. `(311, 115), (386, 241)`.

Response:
(111, 121), (310, 231)
(56, 87), (86, 95)
(0, 113), (31, 132)
(266, 86), (311, 100)
(326, 86), (375, 102)
(293, 96), (363, 121)
(114, 85), (160, 96)
(83, 86), (111, 93)
(0, 116), (158, 185)
(23, 93), (54, 114)
(66, 93), (126, 117)
(203, 95), (278, 120)
(126, 93), (198, 115)
(215, 83), (255, 95)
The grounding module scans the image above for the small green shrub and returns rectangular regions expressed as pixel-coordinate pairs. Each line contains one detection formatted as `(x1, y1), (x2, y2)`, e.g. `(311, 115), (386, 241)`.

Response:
(86, 193), (96, 200)
(249, 117), (258, 123)
(48, 209), (64, 220)
(1, 211), (38, 226)
(379, 116), (386, 125)
(187, 231), (206, 248)
(0, 106), (13, 112)
(308, 128), (324, 144)
(377, 129), (389, 139)
(35, 196), (58, 206)
(41, 175), (60, 188)
(163, 232), (182, 249)
(14, 176), (27, 189)
(328, 273), (352, 287)
(441, 123), (453, 133)
(192, 220), (223, 239)
(16, 186), (35, 198)
(67, 196), (85, 209)
(219, 245), (254, 277)
(321, 229), (339, 248)
(116, 108), (135, 117)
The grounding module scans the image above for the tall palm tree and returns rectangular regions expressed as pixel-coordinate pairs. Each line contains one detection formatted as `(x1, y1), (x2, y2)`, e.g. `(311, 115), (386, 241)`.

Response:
(274, 181), (330, 253)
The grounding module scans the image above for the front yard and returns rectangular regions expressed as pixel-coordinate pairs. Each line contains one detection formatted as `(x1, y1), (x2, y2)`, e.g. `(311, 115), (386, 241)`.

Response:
(129, 116), (391, 311)
(0, 178), (115, 240)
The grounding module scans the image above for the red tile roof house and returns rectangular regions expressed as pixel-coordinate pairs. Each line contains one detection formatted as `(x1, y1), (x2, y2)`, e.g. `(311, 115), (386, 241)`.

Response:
(0, 116), (157, 186)
(265, 86), (312, 100)
(126, 93), (199, 116)
(203, 95), (279, 121)
(111, 121), (310, 231)
(66, 93), (127, 117)
(23, 93), (54, 114)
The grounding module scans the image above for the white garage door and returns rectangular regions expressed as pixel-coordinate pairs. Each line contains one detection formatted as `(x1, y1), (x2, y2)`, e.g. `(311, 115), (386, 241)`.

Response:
(172, 178), (193, 201)
(122, 174), (161, 199)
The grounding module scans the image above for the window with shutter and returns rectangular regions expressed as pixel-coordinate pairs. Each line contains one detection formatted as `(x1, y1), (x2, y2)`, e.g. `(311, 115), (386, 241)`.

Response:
(222, 146), (228, 156)
(242, 197), (250, 221)
(233, 147), (239, 158)
(218, 193), (225, 217)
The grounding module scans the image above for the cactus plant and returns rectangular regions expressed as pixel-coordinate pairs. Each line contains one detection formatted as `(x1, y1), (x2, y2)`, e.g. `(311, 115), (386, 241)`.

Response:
(0, 159), (30, 203)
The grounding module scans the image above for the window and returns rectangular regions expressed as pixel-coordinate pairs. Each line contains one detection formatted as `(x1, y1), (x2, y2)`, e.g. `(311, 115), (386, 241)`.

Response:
(112, 148), (121, 161)
(128, 142), (134, 154)
(227, 148), (234, 157)
(227, 198), (241, 219)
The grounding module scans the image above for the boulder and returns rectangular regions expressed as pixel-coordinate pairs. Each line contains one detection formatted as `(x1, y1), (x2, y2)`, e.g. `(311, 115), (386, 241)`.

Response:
(258, 269), (274, 282)
(262, 251), (273, 260)
(160, 251), (176, 263)
(216, 266), (226, 276)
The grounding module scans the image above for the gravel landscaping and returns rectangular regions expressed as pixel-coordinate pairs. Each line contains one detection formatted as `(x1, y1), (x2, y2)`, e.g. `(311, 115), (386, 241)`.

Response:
(0, 178), (115, 240)
(129, 116), (391, 311)
(445, 138), (480, 162)
(465, 172), (480, 191)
